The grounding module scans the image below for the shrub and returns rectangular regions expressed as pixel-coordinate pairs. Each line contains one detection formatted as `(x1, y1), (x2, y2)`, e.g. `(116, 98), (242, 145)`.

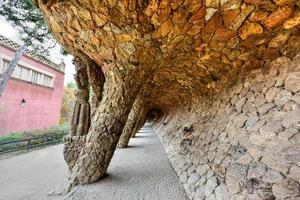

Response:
(0, 123), (69, 143)
(0, 132), (25, 143)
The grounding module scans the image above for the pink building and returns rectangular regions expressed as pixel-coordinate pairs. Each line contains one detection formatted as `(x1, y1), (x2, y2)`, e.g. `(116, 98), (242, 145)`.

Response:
(0, 35), (65, 135)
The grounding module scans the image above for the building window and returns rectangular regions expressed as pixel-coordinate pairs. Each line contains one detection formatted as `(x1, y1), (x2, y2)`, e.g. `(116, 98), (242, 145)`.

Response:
(1, 59), (10, 73)
(43, 75), (52, 87)
(20, 66), (30, 81)
(12, 65), (21, 78)
(37, 72), (43, 85)
(31, 71), (38, 84)
(0, 58), (54, 88)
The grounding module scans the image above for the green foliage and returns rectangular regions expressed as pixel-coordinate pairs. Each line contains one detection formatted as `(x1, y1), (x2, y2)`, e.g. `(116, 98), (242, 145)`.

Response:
(0, 132), (24, 142)
(67, 82), (77, 90)
(0, 123), (69, 143)
(44, 123), (69, 136)
(60, 84), (76, 124)
(0, 124), (69, 154)
(0, 0), (66, 57)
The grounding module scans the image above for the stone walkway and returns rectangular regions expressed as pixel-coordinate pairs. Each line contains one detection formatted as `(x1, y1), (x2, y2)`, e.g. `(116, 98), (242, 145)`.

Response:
(0, 124), (188, 200)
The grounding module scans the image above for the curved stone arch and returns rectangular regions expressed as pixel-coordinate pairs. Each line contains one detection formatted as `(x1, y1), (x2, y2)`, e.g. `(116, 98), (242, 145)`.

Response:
(35, 0), (300, 194)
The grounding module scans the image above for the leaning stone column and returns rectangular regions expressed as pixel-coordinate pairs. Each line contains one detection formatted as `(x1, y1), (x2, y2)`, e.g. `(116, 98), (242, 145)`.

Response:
(117, 99), (143, 148)
(68, 66), (145, 187)
(131, 108), (147, 138)
(63, 57), (91, 170)
(87, 60), (105, 118)
(64, 56), (105, 170)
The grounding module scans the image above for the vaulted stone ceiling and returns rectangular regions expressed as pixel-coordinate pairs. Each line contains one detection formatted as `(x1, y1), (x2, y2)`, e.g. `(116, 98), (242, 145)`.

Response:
(34, 0), (300, 188)
(37, 0), (300, 110)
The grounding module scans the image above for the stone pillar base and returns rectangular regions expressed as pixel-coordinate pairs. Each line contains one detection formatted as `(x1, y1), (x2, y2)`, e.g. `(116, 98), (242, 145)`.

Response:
(63, 135), (86, 170)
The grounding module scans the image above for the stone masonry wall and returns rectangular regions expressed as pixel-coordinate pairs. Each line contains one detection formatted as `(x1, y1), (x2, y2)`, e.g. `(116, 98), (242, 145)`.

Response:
(153, 55), (300, 200)
(36, 0), (300, 189)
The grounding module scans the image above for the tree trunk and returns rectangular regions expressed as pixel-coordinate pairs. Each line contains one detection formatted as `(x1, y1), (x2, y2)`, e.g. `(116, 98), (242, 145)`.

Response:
(117, 100), (142, 148)
(0, 45), (27, 97)
(67, 65), (145, 188)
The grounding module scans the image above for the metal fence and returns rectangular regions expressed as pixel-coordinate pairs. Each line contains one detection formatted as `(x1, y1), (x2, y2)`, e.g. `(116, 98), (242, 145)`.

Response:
(0, 133), (66, 154)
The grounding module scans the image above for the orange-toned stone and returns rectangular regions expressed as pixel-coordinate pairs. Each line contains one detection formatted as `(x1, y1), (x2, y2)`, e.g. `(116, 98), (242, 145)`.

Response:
(153, 19), (173, 38)
(92, 13), (108, 27)
(249, 11), (269, 22)
(221, 0), (242, 10)
(158, 7), (171, 22)
(239, 21), (264, 40)
(78, 7), (92, 21)
(223, 9), (240, 27)
(230, 5), (255, 30)
(170, 0), (184, 10)
(137, 12), (146, 24)
(159, 0), (169, 8)
(87, 20), (98, 30)
(183, 0), (202, 13)
(104, 0), (118, 8)
(120, 0), (129, 8)
(91, 35), (101, 47)
(69, 18), (82, 31)
(268, 31), (291, 47)
(203, 13), (222, 34)
(189, 6), (206, 22)
(168, 23), (192, 39)
(213, 28), (235, 41)
(243, 0), (260, 4)
(273, 0), (296, 6)
(115, 34), (133, 43)
(204, 0), (219, 8)
(284, 12), (300, 29)
(187, 24), (202, 35)
(128, 0), (136, 11)
(263, 6), (293, 29)
(144, 0), (159, 17)
(151, 13), (161, 28)
(172, 8), (189, 24)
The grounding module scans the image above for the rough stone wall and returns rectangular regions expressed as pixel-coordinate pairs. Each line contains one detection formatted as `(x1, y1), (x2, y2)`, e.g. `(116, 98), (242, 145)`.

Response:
(153, 55), (300, 200)
(35, 0), (300, 191)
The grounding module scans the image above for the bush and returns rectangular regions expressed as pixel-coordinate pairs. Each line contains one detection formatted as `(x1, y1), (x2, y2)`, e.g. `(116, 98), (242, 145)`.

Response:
(0, 132), (25, 143)
(41, 123), (69, 135)
(0, 124), (70, 154)
(0, 123), (69, 143)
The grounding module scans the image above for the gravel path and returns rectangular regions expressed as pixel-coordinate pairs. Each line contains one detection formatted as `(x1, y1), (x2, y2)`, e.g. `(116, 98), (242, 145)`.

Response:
(0, 144), (67, 200)
(0, 124), (188, 200)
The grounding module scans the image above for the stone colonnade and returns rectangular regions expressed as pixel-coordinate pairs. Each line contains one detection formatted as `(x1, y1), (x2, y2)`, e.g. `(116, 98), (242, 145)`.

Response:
(35, 0), (300, 198)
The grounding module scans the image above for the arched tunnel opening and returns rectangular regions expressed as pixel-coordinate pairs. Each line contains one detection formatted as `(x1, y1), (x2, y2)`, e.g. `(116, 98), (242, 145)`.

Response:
(147, 107), (165, 124)
(35, 0), (300, 199)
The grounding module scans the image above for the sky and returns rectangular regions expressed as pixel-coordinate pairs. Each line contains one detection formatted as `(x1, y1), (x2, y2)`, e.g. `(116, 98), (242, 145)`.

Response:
(0, 17), (75, 85)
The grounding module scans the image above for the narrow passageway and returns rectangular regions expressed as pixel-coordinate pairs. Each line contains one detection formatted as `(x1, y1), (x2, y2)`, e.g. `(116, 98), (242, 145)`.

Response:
(0, 124), (188, 200)
(67, 123), (188, 200)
